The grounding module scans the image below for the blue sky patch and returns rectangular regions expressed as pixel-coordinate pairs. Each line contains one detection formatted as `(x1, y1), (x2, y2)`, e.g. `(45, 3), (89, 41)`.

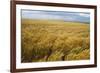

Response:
(21, 10), (90, 23)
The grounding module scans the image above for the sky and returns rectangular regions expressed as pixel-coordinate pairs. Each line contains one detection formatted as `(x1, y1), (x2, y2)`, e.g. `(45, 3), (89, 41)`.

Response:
(21, 10), (90, 23)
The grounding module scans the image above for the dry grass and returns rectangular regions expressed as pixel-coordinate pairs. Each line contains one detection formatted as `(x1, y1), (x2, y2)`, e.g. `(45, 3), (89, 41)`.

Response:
(21, 19), (90, 63)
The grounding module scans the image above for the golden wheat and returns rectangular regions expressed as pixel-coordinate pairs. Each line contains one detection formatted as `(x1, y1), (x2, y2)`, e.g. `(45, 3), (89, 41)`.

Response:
(21, 19), (90, 62)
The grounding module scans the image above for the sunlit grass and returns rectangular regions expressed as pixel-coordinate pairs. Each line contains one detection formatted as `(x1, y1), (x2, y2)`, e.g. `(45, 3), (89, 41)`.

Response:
(21, 19), (90, 63)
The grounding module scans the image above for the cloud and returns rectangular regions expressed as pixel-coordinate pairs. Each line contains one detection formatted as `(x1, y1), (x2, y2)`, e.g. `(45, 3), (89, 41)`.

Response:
(78, 13), (90, 17)
(21, 10), (90, 23)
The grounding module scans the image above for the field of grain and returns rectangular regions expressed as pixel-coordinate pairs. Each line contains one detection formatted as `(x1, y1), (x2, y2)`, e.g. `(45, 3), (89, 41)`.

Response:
(21, 19), (90, 63)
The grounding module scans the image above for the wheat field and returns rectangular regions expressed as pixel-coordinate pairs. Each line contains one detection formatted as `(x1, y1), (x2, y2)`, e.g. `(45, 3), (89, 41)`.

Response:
(21, 19), (90, 63)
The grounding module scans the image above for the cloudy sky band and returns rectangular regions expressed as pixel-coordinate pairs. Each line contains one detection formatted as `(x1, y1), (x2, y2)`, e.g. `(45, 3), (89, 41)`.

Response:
(21, 9), (90, 23)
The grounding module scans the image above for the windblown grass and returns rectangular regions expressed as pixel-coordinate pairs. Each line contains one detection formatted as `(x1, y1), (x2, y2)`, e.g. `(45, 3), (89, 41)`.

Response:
(21, 19), (90, 63)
